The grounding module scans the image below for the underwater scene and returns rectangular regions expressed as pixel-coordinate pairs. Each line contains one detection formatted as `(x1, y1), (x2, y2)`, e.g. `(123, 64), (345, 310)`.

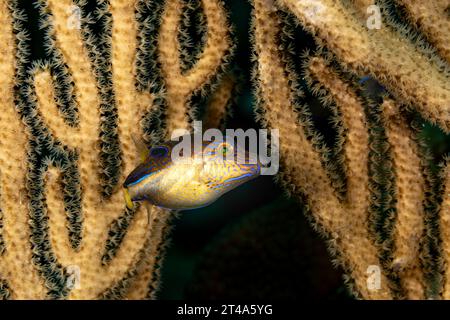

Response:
(0, 0), (449, 303)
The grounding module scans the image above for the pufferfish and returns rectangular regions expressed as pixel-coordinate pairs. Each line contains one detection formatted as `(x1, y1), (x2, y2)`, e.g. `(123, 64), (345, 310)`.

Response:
(123, 135), (261, 215)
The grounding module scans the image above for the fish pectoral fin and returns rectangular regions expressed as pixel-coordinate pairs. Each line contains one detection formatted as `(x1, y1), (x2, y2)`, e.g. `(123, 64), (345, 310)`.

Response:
(131, 132), (150, 163)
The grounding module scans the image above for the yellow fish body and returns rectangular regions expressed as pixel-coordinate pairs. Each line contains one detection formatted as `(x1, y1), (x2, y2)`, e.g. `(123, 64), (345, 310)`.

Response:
(123, 137), (260, 210)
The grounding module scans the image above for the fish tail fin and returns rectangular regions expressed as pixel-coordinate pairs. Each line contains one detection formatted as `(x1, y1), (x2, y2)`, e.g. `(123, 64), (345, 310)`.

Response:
(123, 187), (134, 210)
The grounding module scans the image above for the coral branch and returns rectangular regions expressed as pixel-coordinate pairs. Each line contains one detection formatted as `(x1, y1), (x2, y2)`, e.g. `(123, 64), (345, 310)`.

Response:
(0, 0), (47, 299)
(306, 56), (370, 210)
(276, 0), (450, 132)
(0, 0), (174, 299)
(381, 99), (425, 299)
(203, 75), (235, 130)
(251, 0), (392, 299)
(1, 0), (234, 299)
(442, 161), (450, 298)
(178, 0), (208, 74)
(299, 55), (435, 299)
(397, 0), (450, 63)
(158, 0), (231, 132)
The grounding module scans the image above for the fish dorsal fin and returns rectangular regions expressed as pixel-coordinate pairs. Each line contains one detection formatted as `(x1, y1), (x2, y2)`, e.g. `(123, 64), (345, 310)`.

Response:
(131, 133), (150, 163)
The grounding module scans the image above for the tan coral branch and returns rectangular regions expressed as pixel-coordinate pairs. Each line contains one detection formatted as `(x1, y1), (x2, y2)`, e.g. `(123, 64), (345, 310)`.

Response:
(397, 0), (450, 63)
(252, 0), (391, 299)
(159, 0), (231, 132)
(276, 0), (450, 132)
(0, 0), (47, 299)
(203, 75), (235, 129)
(307, 56), (370, 211)
(381, 99), (425, 299)
(27, 0), (154, 299)
(441, 162), (450, 299)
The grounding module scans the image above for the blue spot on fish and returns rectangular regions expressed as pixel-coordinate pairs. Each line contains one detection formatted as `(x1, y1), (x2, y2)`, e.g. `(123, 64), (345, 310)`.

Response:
(359, 75), (371, 84)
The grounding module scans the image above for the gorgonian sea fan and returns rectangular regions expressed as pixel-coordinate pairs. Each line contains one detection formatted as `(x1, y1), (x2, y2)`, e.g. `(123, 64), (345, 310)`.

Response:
(0, 0), (449, 300)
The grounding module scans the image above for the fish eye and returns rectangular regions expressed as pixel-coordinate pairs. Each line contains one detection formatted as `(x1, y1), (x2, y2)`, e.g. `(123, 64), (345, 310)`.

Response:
(216, 143), (233, 157)
(150, 146), (168, 158)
